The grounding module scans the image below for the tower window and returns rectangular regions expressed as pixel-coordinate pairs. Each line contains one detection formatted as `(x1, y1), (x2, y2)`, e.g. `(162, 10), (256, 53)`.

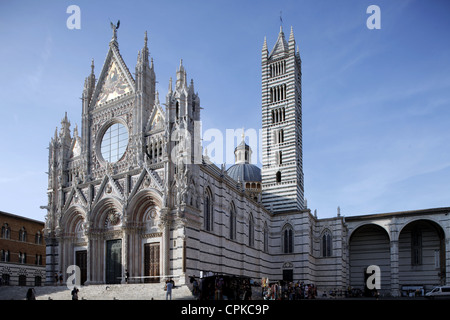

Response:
(269, 84), (287, 103)
(269, 60), (287, 78)
(276, 171), (281, 183)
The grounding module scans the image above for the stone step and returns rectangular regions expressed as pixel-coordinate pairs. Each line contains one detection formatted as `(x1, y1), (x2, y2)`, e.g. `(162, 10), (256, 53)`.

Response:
(0, 283), (195, 300)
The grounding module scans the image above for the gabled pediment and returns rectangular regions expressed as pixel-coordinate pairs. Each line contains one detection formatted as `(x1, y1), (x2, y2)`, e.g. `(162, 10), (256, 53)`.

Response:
(90, 45), (135, 108)
(69, 136), (82, 158)
(145, 102), (165, 132)
(92, 174), (125, 206)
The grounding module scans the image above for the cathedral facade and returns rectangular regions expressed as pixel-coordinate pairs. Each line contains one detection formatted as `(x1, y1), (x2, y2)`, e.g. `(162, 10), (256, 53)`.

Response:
(44, 25), (450, 296)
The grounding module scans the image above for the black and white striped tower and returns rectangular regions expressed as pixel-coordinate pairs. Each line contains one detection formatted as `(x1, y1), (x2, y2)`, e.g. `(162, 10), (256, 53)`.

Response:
(261, 26), (304, 213)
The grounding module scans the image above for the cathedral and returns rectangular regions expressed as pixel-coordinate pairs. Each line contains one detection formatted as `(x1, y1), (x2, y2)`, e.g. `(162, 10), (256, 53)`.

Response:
(43, 24), (450, 297)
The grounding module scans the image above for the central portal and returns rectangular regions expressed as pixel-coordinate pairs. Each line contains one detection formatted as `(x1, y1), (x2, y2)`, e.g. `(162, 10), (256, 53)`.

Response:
(144, 243), (160, 283)
(106, 239), (122, 284)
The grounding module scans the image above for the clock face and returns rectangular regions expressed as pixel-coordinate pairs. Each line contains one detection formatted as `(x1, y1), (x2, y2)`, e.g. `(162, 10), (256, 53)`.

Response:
(100, 122), (129, 163)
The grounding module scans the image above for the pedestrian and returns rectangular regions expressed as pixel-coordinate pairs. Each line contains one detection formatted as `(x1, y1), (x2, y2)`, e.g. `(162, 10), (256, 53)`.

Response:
(192, 278), (199, 298)
(71, 286), (79, 300)
(215, 277), (224, 300)
(26, 288), (36, 300)
(59, 271), (63, 285)
(125, 269), (129, 284)
(165, 279), (173, 300)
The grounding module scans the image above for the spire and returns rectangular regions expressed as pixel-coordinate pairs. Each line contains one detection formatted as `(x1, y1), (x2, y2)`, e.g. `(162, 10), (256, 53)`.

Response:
(288, 26), (295, 52)
(60, 112), (71, 138)
(176, 59), (187, 89)
(142, 31), (149, 62)
(189, 78), (195, 94)
(262, 36), (268, 52)
(168, 77), (173, 94)
(269, 25), (289, 58)
(155, 90), (160, 105)
(90, 58), (95, 75)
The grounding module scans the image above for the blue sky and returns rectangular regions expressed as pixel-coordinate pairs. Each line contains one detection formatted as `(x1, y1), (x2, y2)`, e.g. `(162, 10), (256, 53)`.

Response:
(0, 0), (449, 221)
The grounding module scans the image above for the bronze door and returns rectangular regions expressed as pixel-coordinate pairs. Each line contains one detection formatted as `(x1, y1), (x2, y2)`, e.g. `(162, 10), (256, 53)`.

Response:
(144, 243), (160, 283)
(106, 239), (122, 284)
(75, 250), (87, 285)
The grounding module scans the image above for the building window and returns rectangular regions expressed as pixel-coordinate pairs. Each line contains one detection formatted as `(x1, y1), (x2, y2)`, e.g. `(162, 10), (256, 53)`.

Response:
(278, 151), (283, 165)
(271, 107), (286, 124)
(100, 122), (129, 163)
(35, 231), (42, 244)
(1, 224), (10, 239)
(283, 226), (293, 253)
(269, 84), (287, 103)
(35, 254), (42, 266)
(322, 230), (332, 257)
(276, 171), (281, 183)
(229, 206), (236, 240)
(1, 250), (10, 262)
(204, 188), (213, 231)
(248, 214), (255, 247)
(19, 227), (27, 242)
(19, 252), (27, 264)
(411, 228), (422, 266)
(263, 223), (269, 253)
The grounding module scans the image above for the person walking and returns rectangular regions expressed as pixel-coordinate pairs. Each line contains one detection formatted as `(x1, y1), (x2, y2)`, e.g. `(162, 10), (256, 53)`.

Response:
(165, 279), (173, 300)
(26, 288), (36, 300)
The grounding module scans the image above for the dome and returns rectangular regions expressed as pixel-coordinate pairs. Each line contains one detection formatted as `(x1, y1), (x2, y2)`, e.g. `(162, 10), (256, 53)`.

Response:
(227, 163), (261, 183)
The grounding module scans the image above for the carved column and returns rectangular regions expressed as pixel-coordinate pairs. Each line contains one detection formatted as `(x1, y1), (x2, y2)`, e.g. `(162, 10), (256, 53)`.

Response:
(122, 228), (128, 284)
(159, 208), (171, 280)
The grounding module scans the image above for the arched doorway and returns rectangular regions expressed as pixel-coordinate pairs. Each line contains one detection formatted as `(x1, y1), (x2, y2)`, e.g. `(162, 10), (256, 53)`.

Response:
(89, 197), (123, 284)
(60, 207), (87, 285)
(398, 219), (446, 290)
(126, 189), (163, 283)
(349, 224), (391, 295)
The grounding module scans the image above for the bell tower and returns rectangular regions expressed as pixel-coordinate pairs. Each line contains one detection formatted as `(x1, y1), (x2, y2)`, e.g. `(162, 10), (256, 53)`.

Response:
(261, 26), (304, 213)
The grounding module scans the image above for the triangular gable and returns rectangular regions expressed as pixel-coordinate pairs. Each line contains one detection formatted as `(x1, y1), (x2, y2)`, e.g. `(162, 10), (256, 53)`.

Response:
(91, 45), (135, 108)
(92, 174), (125, 206)
(128, 166), (164, 201)
(145, 103), (165, 132)
(70, 137), (82, 158)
